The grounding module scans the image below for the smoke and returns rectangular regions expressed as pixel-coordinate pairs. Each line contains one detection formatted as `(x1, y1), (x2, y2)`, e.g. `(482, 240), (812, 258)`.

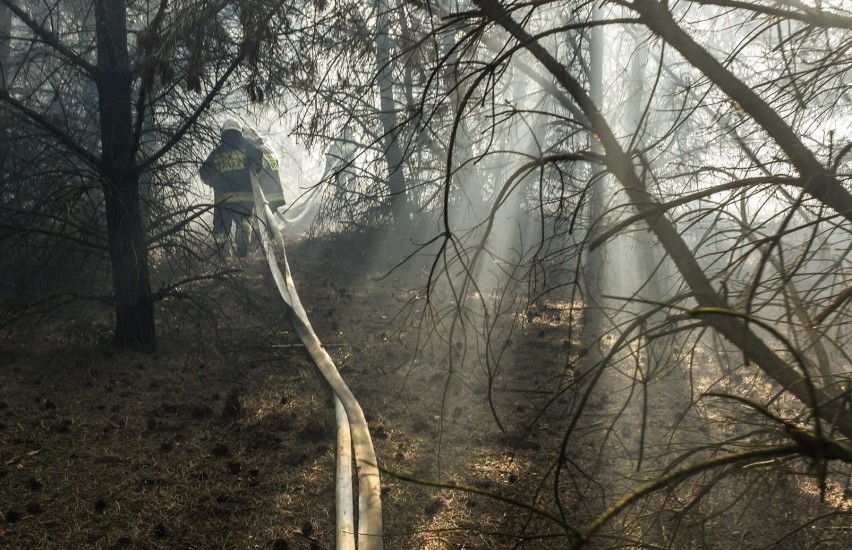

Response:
(238, 111), (327, 233)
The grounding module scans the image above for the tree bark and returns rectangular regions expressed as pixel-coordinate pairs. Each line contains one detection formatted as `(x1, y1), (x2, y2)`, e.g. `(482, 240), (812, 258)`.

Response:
(0, 3), (11, 174)
(441, 26), (488, 232)
(95, 0), (156, 352)
(375, 0), (410, 227)
(581, 5), (607, 344)
(0, 3), (10, 90)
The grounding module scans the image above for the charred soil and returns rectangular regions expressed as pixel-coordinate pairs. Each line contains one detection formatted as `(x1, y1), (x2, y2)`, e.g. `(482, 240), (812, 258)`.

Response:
(0, 230), (573, 549)
(1, 230), (850, 549)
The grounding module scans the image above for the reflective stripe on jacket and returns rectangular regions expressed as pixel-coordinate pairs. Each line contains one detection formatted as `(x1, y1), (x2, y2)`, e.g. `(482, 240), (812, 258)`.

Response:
(200, 132), (261, 203)
(258, 145), (286, 208)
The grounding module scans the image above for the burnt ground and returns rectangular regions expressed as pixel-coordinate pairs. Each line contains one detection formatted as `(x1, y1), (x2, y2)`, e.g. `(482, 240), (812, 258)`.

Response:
(1, 230), (851, 549)
(0, 230), (577, 549)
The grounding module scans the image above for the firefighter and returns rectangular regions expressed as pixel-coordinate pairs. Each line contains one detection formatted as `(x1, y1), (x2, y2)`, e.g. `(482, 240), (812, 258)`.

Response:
(199, 119), (261, 259)
(243, 126), (286, 211)
(323, 129), (357, 189)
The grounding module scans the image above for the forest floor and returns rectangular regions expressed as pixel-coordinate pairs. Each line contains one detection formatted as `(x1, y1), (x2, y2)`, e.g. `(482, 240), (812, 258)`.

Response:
(2, 229), (851, 549)
(0, 229), (578, 549)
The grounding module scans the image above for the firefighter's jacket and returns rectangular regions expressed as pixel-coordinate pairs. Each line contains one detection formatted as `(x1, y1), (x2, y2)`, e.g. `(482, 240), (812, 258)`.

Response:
(323, 138), (357, 180)
(199, 132), (261, 205)
(257, 144), (286, 209)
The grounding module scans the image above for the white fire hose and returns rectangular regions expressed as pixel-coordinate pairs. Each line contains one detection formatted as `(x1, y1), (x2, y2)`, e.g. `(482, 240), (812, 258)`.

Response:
(252, 177), (383, 549)
(278, 182), (323, 225)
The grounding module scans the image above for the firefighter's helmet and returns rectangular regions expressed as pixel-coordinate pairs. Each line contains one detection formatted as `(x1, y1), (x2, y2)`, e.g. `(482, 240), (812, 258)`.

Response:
(221, 119), (242, 135)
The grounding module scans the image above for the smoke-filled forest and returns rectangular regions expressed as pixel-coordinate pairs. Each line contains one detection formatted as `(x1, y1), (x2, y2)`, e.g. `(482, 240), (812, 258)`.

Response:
(1, 0), (851, 548)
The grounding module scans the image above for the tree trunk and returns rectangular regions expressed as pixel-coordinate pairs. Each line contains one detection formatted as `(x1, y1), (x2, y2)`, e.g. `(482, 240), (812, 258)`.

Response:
(0, 4), (10, 90)
(374, 0), (409, 228)
(626, 29), (673, 373)
(441, 28), (488, 233)
(581, 7), (607, 345)
(95, 0), (156, 352)
(1, 3), (11, 173)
